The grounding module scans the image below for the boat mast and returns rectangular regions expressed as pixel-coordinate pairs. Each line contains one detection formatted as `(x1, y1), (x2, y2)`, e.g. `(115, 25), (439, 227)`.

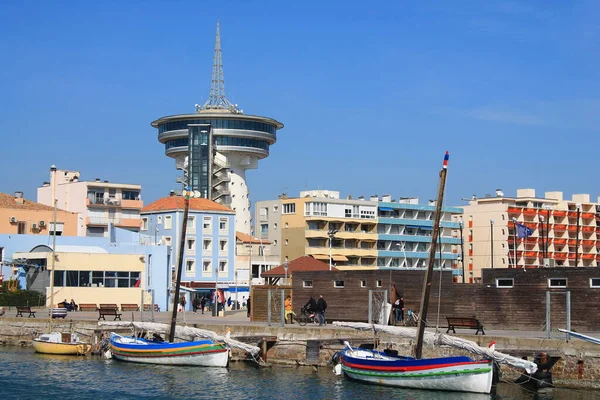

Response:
(49, 165), (58, 325)
(168, 189), (191, 343)
(415, 151), (449, 359)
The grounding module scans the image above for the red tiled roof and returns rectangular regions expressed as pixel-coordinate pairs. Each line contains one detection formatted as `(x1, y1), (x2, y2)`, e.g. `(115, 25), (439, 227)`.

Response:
(142, 196), (234, 213)
(236, 231), (271, 244)
(0, 192), (69, 212)
(262, 256), (338, 276)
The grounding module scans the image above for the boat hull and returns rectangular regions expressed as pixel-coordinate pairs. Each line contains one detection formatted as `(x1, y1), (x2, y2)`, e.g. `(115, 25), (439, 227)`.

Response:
(341, 349), (493, 394)
(109, 336), (230, 367)
(32, 339), (92, 355)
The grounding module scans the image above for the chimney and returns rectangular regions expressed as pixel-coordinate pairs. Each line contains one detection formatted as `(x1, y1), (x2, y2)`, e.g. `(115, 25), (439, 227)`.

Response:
(42, 181), (50, 187)
(169, 190), (175, 197)
(370, 194), (379, 202)
(14, 191), (24, 205)
(95, 178), (101, 182)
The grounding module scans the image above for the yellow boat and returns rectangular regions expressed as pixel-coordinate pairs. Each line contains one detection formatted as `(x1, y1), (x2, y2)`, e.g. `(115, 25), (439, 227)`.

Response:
(32, 332), (92, 355)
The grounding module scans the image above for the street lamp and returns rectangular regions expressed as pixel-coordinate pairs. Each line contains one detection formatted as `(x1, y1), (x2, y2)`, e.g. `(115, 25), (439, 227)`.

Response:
(490, 219), (494, 269)
(284, 260), (289, 285)
(458, 219), (465, 283)
(328, 229), (339, 271)
(234, 270), (238, 310)
(575, 203), (581, 267)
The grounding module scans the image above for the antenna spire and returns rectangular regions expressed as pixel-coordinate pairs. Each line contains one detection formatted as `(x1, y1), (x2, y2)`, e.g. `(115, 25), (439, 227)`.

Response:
(197, 20), (240, 113)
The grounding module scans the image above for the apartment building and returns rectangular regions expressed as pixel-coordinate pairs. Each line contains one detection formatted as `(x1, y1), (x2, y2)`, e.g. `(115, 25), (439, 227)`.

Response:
(255, 190), (462, 273)
(0, 192), (78, 236)
(235, 231), (279, 285)
(461, 188), (600, 282)
(37, 166), (143, 237)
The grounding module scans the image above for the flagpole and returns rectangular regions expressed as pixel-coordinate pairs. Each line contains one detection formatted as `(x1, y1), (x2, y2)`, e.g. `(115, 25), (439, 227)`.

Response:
(512, 217), (518, 269)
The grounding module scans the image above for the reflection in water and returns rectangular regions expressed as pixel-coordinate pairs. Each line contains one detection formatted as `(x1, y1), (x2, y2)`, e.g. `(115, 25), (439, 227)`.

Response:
(0, 348), (598, 399)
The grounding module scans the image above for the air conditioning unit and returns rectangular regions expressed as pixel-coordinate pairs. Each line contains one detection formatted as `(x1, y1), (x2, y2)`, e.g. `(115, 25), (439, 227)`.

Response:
(9, 216), (17, 224)
(39, 221), (46, 227)
(32, 223), (39, 230)
(543, 258), (555, 268)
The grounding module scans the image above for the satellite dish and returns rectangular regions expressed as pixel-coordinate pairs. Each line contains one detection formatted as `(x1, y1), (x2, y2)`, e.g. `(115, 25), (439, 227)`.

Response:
(193, 190), (201, 198)
(182, 190), (188, 197)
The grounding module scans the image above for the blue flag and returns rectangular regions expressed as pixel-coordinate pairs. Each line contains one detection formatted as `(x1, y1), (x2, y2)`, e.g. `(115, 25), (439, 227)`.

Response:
(516, 223), (534, 239)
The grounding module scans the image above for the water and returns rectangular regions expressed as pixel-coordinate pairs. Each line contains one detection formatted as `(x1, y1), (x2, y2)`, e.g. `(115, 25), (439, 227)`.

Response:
(0, 348), (598, 400)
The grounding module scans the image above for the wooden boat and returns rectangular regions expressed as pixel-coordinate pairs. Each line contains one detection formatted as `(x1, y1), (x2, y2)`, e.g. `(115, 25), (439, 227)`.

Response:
(32, 332), (92, 355)
(108, 190), (230, 367)
(341, 347), (493, 393)
(338, 152), (494, 394)
(109, 334), (229, 367)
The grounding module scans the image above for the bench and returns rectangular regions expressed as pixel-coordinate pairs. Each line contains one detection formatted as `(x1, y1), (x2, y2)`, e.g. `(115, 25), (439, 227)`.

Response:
(446, 317), (485, 335)
(143, 304), (160, 312)
(121, 304), (140, 311)
(16, 306), (36, 318)
(79, 304), (98, 312)
(98, 308), (122, 321)
(99, 303), (118, 310)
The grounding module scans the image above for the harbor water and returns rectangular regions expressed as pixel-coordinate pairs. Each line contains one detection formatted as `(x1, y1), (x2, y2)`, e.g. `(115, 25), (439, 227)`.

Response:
(1, 348), (599, 400)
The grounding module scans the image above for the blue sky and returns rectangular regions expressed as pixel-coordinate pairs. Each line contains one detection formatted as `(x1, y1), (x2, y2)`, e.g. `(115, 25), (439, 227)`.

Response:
(1, 0), (599, 209)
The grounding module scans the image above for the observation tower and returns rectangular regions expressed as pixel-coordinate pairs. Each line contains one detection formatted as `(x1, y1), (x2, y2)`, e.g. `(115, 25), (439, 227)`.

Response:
(151, 22), (284, 233)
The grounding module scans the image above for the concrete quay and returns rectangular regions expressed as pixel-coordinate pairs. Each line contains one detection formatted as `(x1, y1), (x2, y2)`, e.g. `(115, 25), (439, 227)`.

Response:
(1, 309), (600, 389)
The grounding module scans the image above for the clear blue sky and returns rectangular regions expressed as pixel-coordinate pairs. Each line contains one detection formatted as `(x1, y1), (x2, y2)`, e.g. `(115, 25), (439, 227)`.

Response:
(1, 1), (599, 208)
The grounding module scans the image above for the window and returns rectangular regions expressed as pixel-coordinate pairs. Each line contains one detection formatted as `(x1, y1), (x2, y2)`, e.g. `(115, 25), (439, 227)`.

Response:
(219, 239), (228, 252)
(261, 224), (268, 234)
(203, 216), (212, 232)
(590, 278), (600, 288)
(496, 278), (514, 288)
(122, 190), (140, 200)
(502, 229), (505, 235)
(141, 218), (148, 231)
(376, 280), (382, 287)
(185, 260), (196, 276)
(164, 215), (172, 229)
(334, 280), (345, 288)
(283, 203), (296, 214)
(260, 207), (268, 217)
(273, 205), (279, 212)
(285, 239), (289, 245)
(219, 217), (228, 231)
(202, 260), (211, 274)
(345, 208), (352, 218)
(285, 222), (289, 229)
(274, 223), (278, 229)
(360, 280), (366, 288)
(548, 278), (567, 288)
(187, 216), (196, 230)
(157, 216), (162, 224)
(163, 236), (172, 246)
(203, 238), (212, 251)
(187, 238), (196, 252)
(58, 270), (140, 288)
(17, 221), (26, 234)
(303, 280), (313, 288)
(219, 260), (227, 273)
(273, 240), (278, 246)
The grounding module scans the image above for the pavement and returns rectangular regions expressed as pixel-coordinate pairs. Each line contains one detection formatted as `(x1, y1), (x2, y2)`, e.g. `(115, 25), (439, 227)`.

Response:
(35, 308), (599, 341)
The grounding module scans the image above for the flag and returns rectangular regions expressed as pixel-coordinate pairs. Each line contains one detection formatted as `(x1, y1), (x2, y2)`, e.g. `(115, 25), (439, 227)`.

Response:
(516, 223), (533, 239)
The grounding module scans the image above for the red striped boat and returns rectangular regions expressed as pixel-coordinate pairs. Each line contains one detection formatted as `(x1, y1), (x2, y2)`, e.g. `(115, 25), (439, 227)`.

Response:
(341, 347), (493, 393)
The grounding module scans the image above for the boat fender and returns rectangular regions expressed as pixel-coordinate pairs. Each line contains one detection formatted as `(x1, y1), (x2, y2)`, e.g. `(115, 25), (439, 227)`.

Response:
(333, 363), (343, 376)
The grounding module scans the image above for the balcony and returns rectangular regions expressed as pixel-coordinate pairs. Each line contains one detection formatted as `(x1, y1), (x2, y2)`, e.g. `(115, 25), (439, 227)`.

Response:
(553, 238), (567, 245)
(554, 224), (567, 231)
(554, 252), (567, 260)
(524, 251), (538, 258)
(121, 199), (143, 209)
(582, 213), (595, 220)
(553, 210), (567, 218)
(567, 239), (577, 246)
(507, 207), (521, 215)
(116, 218), (142, 228)
(582, 240), (595, 247)
(582, 226), (595, 233)
(86, 198), (121, 207)
(523, 209), (537, 216)
(582, 254), (595, 260)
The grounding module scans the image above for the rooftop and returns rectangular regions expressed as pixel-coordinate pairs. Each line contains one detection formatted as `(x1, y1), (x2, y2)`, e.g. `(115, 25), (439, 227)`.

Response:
(0, 192), (70, 212)
(235, 231), (271, 244)
(141, 196), (233, 214)
(262, 256), (338, 277)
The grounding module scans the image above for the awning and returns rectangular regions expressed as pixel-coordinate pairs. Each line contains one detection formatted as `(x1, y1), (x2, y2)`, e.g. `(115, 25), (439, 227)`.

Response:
(379, 207), (394, 212)
(332, 255), (348, 262)
(406, 225), (422, 229)
(419, 226), (433, 231)
(311, 254), (330, 260)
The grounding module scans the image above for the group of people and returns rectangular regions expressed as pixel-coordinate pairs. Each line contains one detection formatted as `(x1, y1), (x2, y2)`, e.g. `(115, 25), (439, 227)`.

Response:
(284, 294), (327, 326)
(186, 294), (250, 315)
(61, 299), (78, 312)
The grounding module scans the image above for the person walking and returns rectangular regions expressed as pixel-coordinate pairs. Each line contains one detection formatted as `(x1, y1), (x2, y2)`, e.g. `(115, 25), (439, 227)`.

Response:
(192, 296), (201, 314)
(316, 295), (327, 326)
(247, 296), (252, 318)
(284, 295), (296, 324)
(200, 296), (207, 314)
(179, 296), (187, 312)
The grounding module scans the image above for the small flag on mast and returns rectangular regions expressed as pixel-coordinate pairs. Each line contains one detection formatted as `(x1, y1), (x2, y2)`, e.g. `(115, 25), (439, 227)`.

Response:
(516, 223), (534, 239)
(443, 151), (449, 169)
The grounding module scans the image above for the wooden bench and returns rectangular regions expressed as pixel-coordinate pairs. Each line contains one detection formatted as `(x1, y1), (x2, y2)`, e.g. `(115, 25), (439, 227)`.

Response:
(121, 304), (140, 311)
(16, 306), (36, 318)
(99, 303), (118, 311)
(446, 317), (485, 335)
(79, 304), (98, 312)
(143, 304), (160, 312)
(98, 308), (122, 321)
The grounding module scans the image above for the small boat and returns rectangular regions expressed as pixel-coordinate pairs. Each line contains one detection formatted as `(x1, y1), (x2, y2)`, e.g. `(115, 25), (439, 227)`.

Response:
(341, 346), (493, 394)
(109, 334), (229, 367)
(32, 332), (92, 355)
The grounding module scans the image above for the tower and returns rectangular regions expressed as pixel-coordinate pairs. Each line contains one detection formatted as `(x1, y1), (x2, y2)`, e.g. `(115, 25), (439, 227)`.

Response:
(151, 21), (284, 234)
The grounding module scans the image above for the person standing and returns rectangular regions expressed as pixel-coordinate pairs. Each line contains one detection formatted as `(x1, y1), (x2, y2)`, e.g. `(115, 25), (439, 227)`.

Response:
(179, 296), (187, 312)
(316, 295), (327, 326)
(284, 295), (295, 324)
(200, 296), (207, 314)
(397, 296), (404, 323)
(247, 296), (252, 318)
(192, 296), (200, 314)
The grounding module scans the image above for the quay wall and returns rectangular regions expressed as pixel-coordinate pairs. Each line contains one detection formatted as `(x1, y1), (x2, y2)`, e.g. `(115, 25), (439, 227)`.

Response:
(1, 318), (600, 389)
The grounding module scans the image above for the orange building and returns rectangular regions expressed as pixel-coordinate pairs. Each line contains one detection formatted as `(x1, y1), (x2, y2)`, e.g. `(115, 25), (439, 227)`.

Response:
(0, 191), (78, 236)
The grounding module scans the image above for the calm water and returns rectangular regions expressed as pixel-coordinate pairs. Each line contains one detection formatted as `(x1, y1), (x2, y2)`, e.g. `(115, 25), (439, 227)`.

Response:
(0, 348), (598, 400)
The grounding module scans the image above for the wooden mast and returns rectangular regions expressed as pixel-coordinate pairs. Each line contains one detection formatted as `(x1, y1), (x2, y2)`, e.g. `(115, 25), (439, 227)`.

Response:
(168, 189), (191, 343)
(415, 151), (449, 359)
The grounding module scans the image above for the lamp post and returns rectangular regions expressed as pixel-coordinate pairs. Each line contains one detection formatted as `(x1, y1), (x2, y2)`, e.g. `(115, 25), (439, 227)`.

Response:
(458, 220), (465, 283)
(328, 229), (339, 271)
(512, 217), (518, 269)
(284, 260), (288, 286)
(539, 215), (546, 261)
(246, 244), (253, 304)
(213, 266), (219, 317)
(575, 203), (581, 267)
(234, 270), (238, 310)
(490, 219), (494, 269)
